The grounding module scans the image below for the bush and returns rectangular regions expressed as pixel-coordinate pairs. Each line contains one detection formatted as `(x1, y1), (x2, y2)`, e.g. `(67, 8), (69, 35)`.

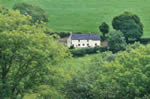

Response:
(64, 44), (150, 99)
(71, 48), (86, 57)
(140, 38), (150, 44)
(45, 31), (70, 38)
(59, 32), (70, 38)
(126, 42), (141, 52)
(108, 30), (127, 53)
(90, 44), (150, 99)
(71, 46), (109, 57)
(69, 45), (75, 49)
(63, 76), (93, 99)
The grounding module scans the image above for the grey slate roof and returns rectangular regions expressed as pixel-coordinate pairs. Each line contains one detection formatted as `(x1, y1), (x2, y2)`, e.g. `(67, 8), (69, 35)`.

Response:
(71, 33), (100, 40)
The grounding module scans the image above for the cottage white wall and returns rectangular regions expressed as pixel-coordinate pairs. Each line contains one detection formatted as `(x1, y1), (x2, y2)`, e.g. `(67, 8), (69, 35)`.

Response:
(89, 40), (101, 47)
(71, 40), (101, 48)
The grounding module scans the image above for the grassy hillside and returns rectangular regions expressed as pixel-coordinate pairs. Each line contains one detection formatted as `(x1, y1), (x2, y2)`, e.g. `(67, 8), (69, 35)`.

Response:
(1, 0), (150, 38)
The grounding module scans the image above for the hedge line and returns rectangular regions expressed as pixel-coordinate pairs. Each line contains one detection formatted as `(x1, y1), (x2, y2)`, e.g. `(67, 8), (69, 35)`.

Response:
(45, 31), (70, 38)
(128, 38), (150, 44)
(71, 46), (109, 57)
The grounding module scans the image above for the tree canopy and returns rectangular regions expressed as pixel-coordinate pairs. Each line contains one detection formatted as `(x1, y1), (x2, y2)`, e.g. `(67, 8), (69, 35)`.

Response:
(12, 2), (48, 24)
(0, 6), (70, 98)
(112, 12), (143, 42)
(108, 30), (127, 53)
(64, 44), (150, 99)
(99, 22), (109, 38)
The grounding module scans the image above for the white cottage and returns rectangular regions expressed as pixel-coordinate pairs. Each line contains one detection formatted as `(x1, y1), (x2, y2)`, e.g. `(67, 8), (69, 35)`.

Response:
(67, 33), (101, 48)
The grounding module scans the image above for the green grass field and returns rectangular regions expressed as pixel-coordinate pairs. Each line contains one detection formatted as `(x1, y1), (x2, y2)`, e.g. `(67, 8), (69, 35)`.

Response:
(1, 0), (150, 38)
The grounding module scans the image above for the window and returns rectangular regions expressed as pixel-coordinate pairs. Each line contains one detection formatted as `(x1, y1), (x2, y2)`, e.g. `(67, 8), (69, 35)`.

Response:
(83, 44), (85, 46)
(87, 40), (89, 42)
(95, 43), (97, 46)
(78, 44), (80, 46)
(78, 40), (80, 42)
(87, 44), (89, 46)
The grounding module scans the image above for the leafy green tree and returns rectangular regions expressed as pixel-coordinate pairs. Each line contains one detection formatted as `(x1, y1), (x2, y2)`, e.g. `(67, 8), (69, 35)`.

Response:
(12, 2), (48, 24)
(63, 44), (150, 98)
(99, 22), (109, 38)
(0, 7), (70, 98)
(108, 30), (127, 53)
(112, 12), (143, 42)
(89, 44), (150, 99)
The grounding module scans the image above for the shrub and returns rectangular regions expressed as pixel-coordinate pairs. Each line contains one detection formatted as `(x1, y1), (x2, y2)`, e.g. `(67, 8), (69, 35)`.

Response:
(71, 46), (109, 57)
(108, 30), (127, 53)
(59, 32), (70, 38)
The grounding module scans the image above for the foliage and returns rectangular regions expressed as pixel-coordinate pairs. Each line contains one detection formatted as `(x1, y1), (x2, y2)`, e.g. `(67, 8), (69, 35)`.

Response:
(63, 51), (115, 99)
(45, 31), (70, 38)
(0, 7), (71, 98)
(71, 46), (109, 57)
(43, 28), (60, 39)
(108, 30), (127, 53)
(64, 44), (150, 99)
(58, 32), (70, 38)
(126, 42), (141, 52)
(12, 2), (48, 24)
(71, 48), (86, 57)
(112, 12), (143, 42)
(69, 45), (75, 49)
(63, 75), (93, 99)
(0, 5), (8, 14)
(91, 44), (150, 98)
(139, 38), (150, 45)
(99, 22), (109, 38)
(24, 66), (72, 99)
(135, 94), (150, 99)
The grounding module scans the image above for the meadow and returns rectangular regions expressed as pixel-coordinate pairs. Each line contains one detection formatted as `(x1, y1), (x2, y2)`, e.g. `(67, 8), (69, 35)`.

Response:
(1, 0), (150, 38)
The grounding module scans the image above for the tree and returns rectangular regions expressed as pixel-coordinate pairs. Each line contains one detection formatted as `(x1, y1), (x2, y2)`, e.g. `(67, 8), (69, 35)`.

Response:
(99, 22), (109, 38)
(108, 30), (127, 53)
(90, 44), (150, 98)
(86, 44), (150, 99)
(12, 2), (48, 24)
(0, 7), (71, 98)
(112, 12), (143, 42)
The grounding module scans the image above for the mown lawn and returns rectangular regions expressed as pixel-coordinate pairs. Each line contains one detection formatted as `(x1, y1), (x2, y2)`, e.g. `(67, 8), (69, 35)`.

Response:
(1, 0), (150, 38)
